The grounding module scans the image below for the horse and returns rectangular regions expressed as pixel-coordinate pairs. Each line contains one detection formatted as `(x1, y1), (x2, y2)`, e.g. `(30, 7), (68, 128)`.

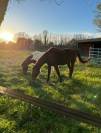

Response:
(22, 55), (36, 74)
(22, 51), (45, 74)
(31, 47), (90, 82)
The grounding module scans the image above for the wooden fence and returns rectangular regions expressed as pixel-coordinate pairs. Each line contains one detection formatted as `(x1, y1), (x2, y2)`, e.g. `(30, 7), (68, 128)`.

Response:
(0, 86), (101, 128)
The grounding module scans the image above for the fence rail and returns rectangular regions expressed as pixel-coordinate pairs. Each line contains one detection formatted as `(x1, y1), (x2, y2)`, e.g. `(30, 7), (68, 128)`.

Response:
(0, 86), (101, 128)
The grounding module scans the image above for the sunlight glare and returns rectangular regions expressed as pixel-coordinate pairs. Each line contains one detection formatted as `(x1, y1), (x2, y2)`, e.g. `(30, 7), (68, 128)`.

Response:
(0, 32), (14, 43)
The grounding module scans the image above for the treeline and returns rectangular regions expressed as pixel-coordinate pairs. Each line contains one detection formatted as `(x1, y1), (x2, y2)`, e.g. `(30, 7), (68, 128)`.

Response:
(0, 37), (77, 51)
(0, 31), (92, 51)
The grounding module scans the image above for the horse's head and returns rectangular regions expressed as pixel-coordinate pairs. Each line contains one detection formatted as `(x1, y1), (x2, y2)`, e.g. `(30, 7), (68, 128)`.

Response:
(32, 66), (40, 81)
(21, 62), (28, 74)
(21, 54), (37, 75)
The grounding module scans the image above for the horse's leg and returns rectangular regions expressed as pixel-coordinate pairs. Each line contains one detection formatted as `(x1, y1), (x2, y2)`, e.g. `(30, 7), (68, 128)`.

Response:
(47, 65), (51, 82)
(67, 60), (71, 77)
(54, 65), (62, 82)
(67, 60), (71, 70)
(69, 60), (75, 78)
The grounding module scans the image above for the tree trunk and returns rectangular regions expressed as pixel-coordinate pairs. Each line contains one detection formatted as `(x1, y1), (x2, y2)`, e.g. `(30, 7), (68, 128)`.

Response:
(0, 0), (9, 26)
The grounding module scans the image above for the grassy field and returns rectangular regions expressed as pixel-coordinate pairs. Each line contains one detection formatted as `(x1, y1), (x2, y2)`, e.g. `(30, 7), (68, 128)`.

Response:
(0, 50), (101, 133)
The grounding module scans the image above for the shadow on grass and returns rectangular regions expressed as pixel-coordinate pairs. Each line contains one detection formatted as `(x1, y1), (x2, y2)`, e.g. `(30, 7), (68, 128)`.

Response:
(0, 72), (11, 87)
(0, 63), (101, 119)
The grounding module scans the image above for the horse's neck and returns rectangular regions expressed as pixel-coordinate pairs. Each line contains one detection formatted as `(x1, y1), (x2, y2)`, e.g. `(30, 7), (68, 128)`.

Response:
(35, 54), (46, 69)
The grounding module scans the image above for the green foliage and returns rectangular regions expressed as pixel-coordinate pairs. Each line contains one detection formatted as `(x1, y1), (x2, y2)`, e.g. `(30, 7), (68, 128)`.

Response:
(0, 50), (101, 132)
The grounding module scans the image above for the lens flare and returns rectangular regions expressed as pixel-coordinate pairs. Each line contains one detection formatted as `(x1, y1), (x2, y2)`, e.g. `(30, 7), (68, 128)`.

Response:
(0, 32), (14, 43)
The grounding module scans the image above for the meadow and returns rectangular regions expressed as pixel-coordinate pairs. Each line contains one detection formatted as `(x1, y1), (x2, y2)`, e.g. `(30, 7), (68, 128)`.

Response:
(0, 50), (101, 133)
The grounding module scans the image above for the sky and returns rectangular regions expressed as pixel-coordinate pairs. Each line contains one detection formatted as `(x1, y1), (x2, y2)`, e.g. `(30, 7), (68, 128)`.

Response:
(0, 0), (99, 36)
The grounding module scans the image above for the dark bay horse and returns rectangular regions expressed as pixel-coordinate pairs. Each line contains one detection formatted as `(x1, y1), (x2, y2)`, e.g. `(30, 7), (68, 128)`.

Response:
(31, 47), (89, 82)
(22, 51), (45, 74)
(22, 55), (36, 74)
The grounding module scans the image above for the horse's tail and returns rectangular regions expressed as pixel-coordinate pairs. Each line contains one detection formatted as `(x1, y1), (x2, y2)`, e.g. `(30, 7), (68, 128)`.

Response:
(77, 51), (90, 63)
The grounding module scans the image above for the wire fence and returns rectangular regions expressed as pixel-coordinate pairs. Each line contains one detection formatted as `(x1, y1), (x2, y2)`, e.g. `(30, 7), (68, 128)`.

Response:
(89, 47), (101, 65)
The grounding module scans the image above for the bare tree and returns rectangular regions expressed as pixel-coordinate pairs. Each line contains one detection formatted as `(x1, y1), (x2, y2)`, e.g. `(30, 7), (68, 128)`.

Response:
(43, 30), (48, 45)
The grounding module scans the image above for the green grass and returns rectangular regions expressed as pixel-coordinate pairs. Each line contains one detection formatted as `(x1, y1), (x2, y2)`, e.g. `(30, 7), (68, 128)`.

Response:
(0, 50), (101, 133)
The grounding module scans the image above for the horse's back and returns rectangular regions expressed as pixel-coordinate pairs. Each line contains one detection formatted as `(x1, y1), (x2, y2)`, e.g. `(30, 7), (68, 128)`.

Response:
(46, 47), (68, 65)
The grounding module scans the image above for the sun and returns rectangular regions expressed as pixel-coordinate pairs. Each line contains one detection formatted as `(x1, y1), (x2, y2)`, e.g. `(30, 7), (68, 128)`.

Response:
(0, 32), (14, 43)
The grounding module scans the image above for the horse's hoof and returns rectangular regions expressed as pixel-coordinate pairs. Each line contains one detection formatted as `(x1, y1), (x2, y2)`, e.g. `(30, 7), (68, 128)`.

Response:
(59, 79), (62, 82)
(23, 72), (27, 75)
(47, 80), (49, 83)
(29, 81), (32, 85)
(30, 80), (35, 85)
(69, 77), (72, 80)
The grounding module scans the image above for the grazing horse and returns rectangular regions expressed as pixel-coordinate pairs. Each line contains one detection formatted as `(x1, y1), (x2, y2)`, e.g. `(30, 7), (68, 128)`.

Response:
(22, 55), (36, 74)
(32, 47), (89, 82)
(22, 51), (45, 74)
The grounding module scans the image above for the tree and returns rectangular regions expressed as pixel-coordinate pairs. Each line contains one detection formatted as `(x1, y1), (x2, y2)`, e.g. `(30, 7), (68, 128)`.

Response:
(43, 30), (48, 45)
(0, 0), (9, 25)
(94, 2), (101, 31)
(0, 0), (25, 26)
